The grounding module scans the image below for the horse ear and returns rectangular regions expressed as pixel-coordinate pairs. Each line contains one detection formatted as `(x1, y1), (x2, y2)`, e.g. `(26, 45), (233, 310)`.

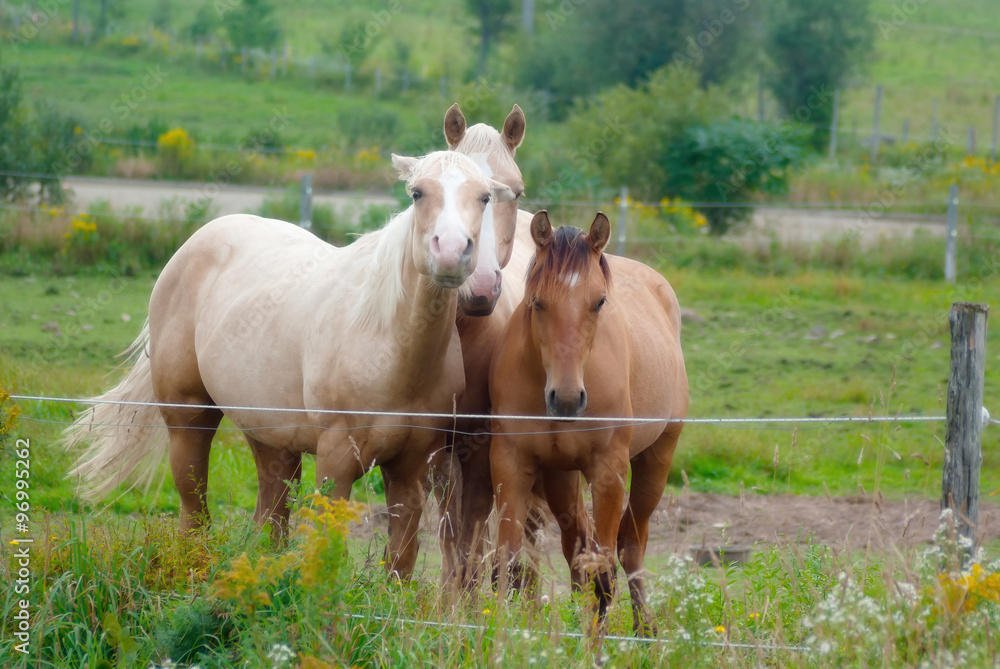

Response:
(502, 104), (526, 153)
(587, 212), (611, 254)
(490, 179), (516, 203)
(391, 153), (418, 181)
(444, 103), (466, 149)
(530, 210), (552, 248)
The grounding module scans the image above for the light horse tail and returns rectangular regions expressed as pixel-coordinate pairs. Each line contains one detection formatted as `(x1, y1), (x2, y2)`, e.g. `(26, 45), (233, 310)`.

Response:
(63, 320), (168, 500)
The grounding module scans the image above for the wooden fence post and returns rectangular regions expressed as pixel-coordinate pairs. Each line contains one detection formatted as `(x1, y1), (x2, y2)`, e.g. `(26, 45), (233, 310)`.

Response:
(942, 302), (989, 552)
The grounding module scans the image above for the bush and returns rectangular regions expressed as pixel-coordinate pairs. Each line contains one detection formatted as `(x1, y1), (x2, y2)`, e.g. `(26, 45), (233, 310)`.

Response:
(663, 117), (811, 234)
(0, 64), (82, 203)
(567, 68), (811, 234)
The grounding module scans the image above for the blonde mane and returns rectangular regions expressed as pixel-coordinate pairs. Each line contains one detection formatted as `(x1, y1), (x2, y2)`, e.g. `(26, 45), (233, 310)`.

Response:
(453, 125), (519, 176)
(345, 206), (412, 332)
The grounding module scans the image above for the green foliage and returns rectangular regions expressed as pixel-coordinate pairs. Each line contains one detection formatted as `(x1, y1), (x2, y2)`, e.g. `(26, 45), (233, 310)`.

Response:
(765, 0), (874, 148)
(518, 0), (760, 113)
(465, 0), (514, 76)
(0, 64), (80, 203)
(566, 68), (810, 233)
(664, 117), (811, 233)
(188, 2), (221, 41)
(225, 0), (281, 51)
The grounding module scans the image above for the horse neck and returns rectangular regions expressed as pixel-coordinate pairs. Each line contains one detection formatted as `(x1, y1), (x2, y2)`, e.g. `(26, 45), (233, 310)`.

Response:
(386, 217), (461, 382)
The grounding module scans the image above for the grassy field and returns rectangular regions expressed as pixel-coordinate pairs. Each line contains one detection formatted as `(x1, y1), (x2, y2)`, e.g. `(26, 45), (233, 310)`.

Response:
(5, 264), (1000, 511)
(3, 249), (1000, 665)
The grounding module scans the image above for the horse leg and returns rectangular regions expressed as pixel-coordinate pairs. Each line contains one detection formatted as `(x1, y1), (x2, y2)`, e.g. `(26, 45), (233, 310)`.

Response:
(380, 456), (429, 580)
(541, 470), (591, 591)
(490, 434), (535, 596)
(427, 444), (463, 593)
(618, 427), (682, 636)
(457, 430), (495, 590)
(586, 448), (630, 627)
(314, 433), (366, 501)
(246, 435), (302, 542)
(162, 406), (223, 533)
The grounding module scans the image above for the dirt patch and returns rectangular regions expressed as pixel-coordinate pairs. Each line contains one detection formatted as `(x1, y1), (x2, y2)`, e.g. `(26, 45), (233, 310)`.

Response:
(647, 491), (1000, 554)
(359, 492), (1000, 574)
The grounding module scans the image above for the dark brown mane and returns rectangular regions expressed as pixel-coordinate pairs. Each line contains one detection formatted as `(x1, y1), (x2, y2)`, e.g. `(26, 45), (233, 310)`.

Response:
(525, 225), (611, 305)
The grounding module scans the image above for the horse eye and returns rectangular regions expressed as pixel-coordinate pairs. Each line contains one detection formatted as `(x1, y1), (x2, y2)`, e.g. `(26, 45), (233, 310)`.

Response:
(481, 194), (491, 205)
(530, 299), (544, 312)
(411, 190), (423, 202)
(516, 190), (525, 199)
(594, 297), (607, 312)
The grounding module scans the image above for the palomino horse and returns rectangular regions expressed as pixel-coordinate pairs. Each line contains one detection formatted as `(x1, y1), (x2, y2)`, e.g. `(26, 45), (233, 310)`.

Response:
(428, 103), (540, 591)
(489, 211), (688, 634)
(65, 150), (515, 579)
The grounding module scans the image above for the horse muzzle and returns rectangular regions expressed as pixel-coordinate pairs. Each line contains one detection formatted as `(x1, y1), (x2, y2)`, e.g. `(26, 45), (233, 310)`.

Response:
(545, 387), (587, 418)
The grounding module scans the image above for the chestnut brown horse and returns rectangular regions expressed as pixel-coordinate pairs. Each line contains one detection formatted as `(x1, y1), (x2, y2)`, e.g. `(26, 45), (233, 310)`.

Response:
(489, 211), (688, 634)
(65, 150), (514, 579)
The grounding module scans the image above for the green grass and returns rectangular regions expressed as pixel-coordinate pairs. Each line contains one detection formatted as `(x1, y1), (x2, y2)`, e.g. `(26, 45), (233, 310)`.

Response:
(3, 256), (1000, 666)
(5, 261), (1000, 508)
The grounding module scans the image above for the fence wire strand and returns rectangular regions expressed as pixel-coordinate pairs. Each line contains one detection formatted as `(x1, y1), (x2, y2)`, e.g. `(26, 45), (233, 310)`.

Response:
(6, 394), (955, 436)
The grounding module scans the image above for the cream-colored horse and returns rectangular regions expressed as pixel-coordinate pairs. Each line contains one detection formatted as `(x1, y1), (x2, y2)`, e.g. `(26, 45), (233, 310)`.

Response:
(65, 150), (514, 579)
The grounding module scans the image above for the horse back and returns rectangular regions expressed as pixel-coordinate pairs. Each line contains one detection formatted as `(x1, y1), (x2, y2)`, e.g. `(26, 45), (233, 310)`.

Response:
(605, 255), (688, 432)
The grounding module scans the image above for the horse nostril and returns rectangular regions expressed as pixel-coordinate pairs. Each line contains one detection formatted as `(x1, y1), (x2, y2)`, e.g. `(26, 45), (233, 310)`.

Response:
(546, 389), (557, 411)
(578, 390), (587, 413)
(460, 238), (475, 263)
(430, 235), (441, 255)
(493, 270), (503, 297)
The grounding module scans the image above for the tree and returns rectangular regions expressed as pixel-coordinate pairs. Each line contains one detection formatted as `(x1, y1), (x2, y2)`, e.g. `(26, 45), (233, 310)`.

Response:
(225, 0), (281, 51)
(765, 0), (873, 147)
(516, 0), (759, 113)
(0, 65), (80, 203)
(465, 0), (514, 77)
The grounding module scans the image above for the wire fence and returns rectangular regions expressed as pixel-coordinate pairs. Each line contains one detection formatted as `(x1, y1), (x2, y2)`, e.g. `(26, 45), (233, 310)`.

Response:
(10, 394), (996, 438)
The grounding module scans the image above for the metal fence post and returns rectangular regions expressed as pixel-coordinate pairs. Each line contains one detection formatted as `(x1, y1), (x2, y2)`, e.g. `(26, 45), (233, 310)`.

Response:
(871, 84), (883, 165)
(992, 95), (999, 163)
(615, 186), (628, 256)
(300, 174), (313, 231)
(828, 88), (839, 161)
(945, 184), (958, 283)
(942, 301), (989, 555)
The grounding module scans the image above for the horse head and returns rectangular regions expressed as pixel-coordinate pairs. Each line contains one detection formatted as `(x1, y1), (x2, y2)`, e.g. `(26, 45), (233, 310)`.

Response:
(525, 210), (611, 418)
(445, 103), (526, 315)
(391, 151), (516, 289)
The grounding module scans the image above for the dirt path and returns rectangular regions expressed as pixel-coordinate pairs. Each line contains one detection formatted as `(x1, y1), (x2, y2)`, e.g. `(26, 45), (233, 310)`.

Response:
(63, 176), (397, 224)
(62, 178), (949, 245)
